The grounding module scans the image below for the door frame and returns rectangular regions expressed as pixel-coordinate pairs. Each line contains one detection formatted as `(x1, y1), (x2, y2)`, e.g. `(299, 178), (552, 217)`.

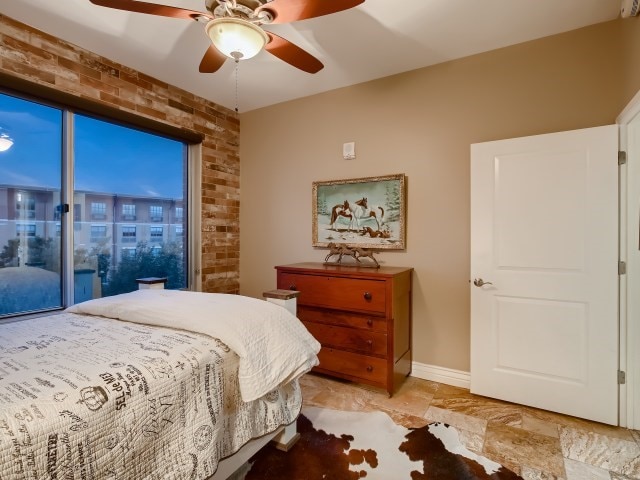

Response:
(617, 88), (640, 429)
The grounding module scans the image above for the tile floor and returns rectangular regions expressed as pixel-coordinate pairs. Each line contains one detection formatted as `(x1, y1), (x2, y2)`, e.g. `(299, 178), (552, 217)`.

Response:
(299, 373), (640, 480)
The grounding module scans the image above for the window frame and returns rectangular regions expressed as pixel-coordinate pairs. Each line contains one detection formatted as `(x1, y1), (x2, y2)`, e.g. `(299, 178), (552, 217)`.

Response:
(150, 226), (163, 242)
(90, 201), (107, 220)
(0, 86), (200, 319)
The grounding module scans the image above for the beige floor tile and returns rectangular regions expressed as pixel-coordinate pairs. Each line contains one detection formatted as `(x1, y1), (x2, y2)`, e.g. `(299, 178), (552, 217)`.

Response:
(423, 405), (488, 435)
(484, 423), (565, 477)
(523, 405), (634, 442)
(301, 373), (376, 411)
(521, 415), (560, 438)
(560, 427), (640, 478)
(610, 473), (640, 480)
(520, 466), (565, 479)
(431, 386), (524, 427)
(563, 458), (611, 480)
(373, 407), (431, 429)
(367, 376), (435, 418)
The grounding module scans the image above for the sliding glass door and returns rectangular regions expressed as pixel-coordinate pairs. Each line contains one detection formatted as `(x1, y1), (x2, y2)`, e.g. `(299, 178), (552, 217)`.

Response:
(73, 114), (187, 299)
(0, 91), (188, 318)
(0, 93), (63, 316)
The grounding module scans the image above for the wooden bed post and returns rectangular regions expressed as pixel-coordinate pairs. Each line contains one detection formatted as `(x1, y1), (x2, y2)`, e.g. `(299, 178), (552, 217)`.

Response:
(261, 289), (302, 452)
(262, 289), (300, 316)
(271, 422), (300, 452)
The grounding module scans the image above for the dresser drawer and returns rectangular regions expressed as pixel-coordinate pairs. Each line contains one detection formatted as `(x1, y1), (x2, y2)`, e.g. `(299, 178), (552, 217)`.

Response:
(303, 321), (387, 356)
(316, 348), (387, 384)
(278, 273), (386, 314)
(298, 306), (387, 333)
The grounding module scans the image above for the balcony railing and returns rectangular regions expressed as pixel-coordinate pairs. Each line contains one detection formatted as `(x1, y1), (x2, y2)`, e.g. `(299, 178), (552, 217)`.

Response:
(122, 214), (136, 221)
(121, 237), (137, 243)
(91, 213), (107, 220)
(16, 210), (36, 219)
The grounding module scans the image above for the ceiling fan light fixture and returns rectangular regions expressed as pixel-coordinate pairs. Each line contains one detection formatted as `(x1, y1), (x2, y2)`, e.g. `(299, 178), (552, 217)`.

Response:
(0, 133), (14, 152)
(205, 17), (268, 61)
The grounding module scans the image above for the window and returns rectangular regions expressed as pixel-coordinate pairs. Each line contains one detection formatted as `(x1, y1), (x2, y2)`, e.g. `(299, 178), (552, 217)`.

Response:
(0, 90), (189, 318)
(16, 224), (36, 237)
(150, 205), (163, 222)
(16, 193), (36, 219)
(73, 203), (82, 223)
(90, 225), (107, 242)
(175, 225), (183, 237)
(91, 202), (107, 220)
(0, 93), (63, 316)
(150, 226), (163, 242)
(122, 204), (136, 220)
(175, 207), (183, 220)
(121, 226), (136, 243)
(75, 114), (187, 299)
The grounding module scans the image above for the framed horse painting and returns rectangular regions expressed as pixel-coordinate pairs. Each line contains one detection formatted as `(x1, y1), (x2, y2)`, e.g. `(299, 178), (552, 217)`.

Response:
(312, 173), (406, 250)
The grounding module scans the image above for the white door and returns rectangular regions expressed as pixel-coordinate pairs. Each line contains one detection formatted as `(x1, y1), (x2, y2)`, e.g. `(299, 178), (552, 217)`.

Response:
(470, 125), (619, 425)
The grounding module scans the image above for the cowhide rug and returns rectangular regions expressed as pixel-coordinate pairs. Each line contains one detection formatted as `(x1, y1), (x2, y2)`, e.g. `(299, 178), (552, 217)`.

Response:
(235, 406), (523, 479)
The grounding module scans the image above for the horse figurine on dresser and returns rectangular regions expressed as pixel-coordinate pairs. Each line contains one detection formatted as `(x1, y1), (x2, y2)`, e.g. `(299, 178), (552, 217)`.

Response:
(346, 197), (385, 232)
(324, 243), (380, 268)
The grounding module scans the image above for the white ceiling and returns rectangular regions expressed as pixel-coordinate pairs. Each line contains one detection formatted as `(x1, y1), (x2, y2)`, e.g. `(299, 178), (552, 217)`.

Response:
(1, 0), (622, 112)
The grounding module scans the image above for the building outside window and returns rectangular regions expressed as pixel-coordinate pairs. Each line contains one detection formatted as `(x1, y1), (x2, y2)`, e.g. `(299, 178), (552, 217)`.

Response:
(150, 205), (163, 222)
(122, 204), (136, 220)
(16, 223), (36, 237)
(121, 225), (136, 243)
(90, 225), (107, 242)
(150, 226), (163, 242)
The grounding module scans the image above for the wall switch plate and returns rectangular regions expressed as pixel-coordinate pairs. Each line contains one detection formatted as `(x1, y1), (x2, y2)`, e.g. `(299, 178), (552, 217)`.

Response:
(343, 142), (356, 160)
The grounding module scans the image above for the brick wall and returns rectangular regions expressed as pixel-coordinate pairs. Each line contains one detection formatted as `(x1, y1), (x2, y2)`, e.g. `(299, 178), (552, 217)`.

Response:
(0, 14), (240, 293)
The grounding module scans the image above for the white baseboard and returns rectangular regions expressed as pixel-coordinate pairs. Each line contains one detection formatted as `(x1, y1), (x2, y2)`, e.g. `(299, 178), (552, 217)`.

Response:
(410, 361), (471, 390)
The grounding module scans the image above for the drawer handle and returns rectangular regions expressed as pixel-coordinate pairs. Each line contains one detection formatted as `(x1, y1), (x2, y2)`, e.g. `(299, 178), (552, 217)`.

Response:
(366, 365), (373, 373)
(363, 292), (372, 301)
(367, 319), (373, 327)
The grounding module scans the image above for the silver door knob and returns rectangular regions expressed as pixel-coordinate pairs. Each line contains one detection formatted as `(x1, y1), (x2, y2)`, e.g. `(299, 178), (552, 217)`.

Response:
(473, 278), (493, 287)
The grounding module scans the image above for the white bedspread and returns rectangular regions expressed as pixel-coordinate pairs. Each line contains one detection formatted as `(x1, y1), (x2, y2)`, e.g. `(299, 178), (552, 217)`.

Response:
(66, 290), (320, 402)
(0, 311), (303, 480)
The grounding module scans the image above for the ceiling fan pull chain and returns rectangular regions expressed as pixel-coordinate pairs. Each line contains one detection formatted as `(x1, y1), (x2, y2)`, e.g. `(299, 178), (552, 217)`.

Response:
(234, 59), (239, 113)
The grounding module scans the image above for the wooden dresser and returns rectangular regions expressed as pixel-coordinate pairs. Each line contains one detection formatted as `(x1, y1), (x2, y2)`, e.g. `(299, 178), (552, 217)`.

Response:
(276, 262), (412, 396)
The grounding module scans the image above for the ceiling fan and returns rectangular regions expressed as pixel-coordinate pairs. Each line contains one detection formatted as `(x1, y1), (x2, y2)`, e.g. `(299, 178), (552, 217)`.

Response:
(88, 0), (365, 74)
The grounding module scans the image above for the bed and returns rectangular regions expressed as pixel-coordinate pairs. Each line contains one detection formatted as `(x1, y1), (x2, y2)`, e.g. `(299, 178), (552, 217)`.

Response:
(0, 289), (320, 479)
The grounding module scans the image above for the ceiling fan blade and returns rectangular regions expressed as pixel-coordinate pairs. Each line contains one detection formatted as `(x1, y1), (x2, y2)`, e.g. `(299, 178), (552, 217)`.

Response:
(199, 45), (227, 73)
(265, 32), (323, 73)
(88, 0), (210, 21)
(256, 0), (364, 25)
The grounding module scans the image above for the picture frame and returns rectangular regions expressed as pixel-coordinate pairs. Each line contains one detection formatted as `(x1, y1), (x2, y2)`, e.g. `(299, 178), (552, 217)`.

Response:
(312, 173), (406, 250)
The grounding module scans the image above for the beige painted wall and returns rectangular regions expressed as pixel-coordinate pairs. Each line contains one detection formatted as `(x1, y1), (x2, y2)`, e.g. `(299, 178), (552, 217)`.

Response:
(239, 18), (640, 372)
